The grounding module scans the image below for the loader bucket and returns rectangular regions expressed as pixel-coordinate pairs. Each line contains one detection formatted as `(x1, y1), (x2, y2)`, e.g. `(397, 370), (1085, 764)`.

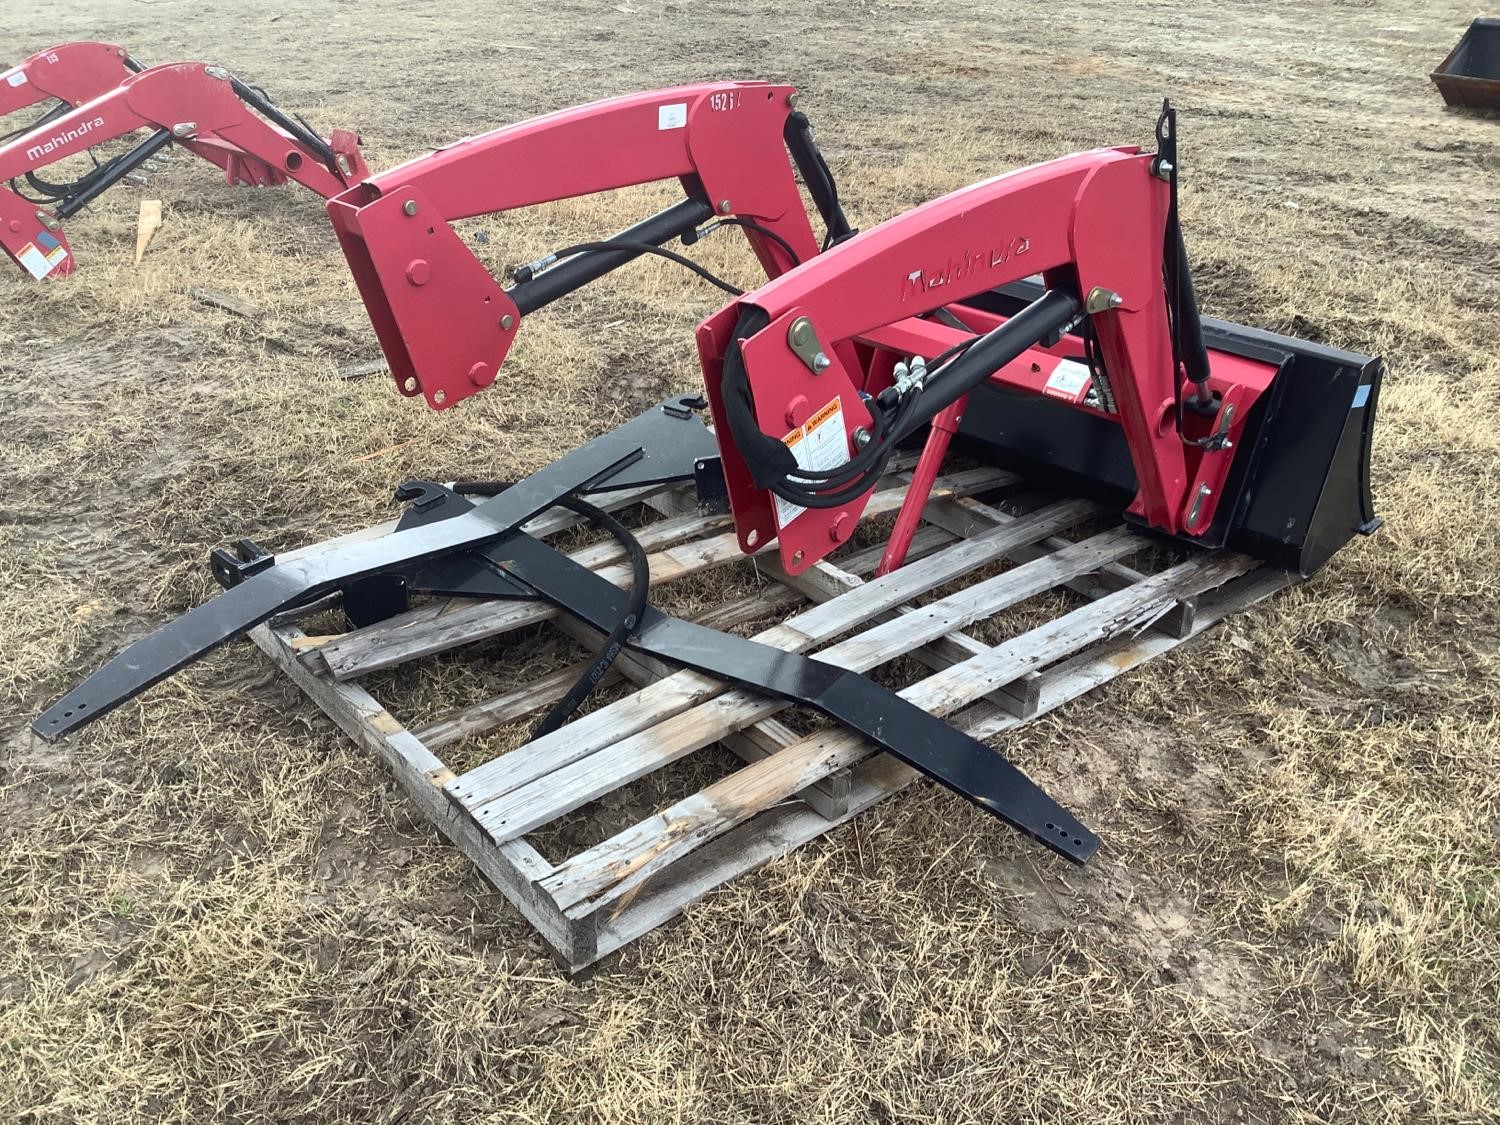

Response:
(1431, 19), (1500, 111)
(956, 281), (1381, 578)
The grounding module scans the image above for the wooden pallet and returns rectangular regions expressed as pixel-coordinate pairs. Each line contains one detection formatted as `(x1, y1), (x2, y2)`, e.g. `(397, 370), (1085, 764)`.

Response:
(249, 463), (1294, 970)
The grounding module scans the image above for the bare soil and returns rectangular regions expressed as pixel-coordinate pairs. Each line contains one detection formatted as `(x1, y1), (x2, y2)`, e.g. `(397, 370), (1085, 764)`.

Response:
(2, 1), (1498, 1122)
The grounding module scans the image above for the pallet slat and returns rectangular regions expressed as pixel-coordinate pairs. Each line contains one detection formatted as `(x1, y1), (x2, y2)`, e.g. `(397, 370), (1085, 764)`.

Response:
(250, 467), (1291, 971)
(539, 551), (1258, 915)
(460, 526), (1143, 843)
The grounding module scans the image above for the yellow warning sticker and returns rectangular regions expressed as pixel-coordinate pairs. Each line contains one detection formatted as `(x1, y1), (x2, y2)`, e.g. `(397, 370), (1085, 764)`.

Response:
(15, 241), (54, 280)
(773, 396), (850, 529)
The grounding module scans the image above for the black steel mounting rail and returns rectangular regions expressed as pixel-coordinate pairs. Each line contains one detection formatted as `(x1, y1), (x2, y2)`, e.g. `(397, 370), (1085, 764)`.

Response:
(33, 397), (1098, 864)
(33, 397), (719, 740)
(491, 531), (1098, 863)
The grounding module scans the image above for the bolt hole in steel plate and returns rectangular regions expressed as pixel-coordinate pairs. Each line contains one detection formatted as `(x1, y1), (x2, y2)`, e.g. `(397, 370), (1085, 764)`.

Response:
(403, 376), (418, 393)
(1045, 821), (1085, 848)
(285, 151), (303, 171)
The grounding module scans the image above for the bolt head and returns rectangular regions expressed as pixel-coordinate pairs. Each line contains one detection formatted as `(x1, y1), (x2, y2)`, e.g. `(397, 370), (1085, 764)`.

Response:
(786, 93), (799, 108)
(853, 426), (872, 449)
(718, 199), (732, 214)
(402, 200), (419, 216)
(1110, 292), (1124, 308)
(812, 352), (832, 372)
(500, 314), (515, 330)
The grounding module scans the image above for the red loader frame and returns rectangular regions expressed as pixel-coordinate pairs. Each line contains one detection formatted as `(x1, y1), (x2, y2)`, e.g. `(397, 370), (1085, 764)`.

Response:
(0, 41), (140, 126)
(0, 60), (367, 279)
(328, 81), (848, 411)
(327, 87), (1375, 580)
(696, 140), (1277, 574)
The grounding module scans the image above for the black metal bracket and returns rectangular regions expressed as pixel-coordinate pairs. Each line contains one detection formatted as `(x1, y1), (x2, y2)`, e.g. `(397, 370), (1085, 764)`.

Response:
(210, 538), (274, 589)
(490, 532), (1098, 863)
(34, 396), (718, 740)
(692, 455), (729, 513)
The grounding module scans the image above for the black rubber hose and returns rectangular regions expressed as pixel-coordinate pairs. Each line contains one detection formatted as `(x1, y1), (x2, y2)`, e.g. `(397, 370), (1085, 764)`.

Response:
(684, 216), (802, 269)
(521, 239), (745, 297)
(452, 482), (649, 740)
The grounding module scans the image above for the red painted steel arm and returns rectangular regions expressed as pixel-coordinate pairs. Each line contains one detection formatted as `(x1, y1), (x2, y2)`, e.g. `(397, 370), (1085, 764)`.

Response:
(0, 42), (134, 118)
(0, 62), (368, 279)
(0, 62), (365, 192)
(697, 146), (1261, 573)
(327, 81), (820, 410)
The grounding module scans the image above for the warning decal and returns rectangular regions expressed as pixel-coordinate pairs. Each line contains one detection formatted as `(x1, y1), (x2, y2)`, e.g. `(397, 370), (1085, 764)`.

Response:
(772, 396), (849, 529)
(15, 241), (56, 280)
(1043, 358), (1092, 402)
(37, 229), (67, 267)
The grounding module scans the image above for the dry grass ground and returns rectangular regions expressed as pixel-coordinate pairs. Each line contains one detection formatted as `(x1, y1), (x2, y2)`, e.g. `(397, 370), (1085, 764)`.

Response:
(2, 0), (1497, 1121)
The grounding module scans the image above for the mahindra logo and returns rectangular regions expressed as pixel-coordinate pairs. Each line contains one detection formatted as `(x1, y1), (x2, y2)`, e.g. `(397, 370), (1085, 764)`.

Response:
(901, 236), (1030, 301)
(25, 116), (106, 162)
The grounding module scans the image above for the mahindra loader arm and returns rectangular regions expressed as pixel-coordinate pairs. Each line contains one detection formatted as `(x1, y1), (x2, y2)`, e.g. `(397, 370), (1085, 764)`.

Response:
(327, 80), (851, 411)
(0, 41), (140, 128)
(698, 107), (1381, 578)
(0, 61), (368, 279)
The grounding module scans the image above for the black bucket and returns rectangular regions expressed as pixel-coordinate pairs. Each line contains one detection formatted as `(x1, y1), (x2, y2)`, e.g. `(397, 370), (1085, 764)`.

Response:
(954, 282), (1381, 579)
(1432, 19), (1500, 111)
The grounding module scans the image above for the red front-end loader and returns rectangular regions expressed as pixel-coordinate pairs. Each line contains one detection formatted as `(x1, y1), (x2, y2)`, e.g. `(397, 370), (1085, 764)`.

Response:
(34, 83), (1380, 867)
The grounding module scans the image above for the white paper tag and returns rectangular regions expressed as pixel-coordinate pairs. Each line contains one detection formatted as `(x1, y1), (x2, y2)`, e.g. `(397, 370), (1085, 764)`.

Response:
(657, 102), (687, 130)
(773, 397), (849, 529)
(4, 70), (27, 87)
(1043, 358), (1091, 401)
(16, 242), (56, 280)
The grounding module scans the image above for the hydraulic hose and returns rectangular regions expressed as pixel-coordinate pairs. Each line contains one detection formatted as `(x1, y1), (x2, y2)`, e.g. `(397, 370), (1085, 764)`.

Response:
(453, 483), (649, 740)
